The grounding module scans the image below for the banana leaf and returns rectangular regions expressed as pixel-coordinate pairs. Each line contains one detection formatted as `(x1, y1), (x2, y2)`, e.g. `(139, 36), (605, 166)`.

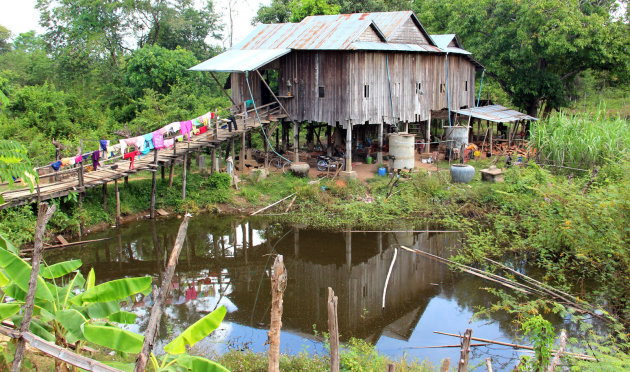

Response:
(108, 311), (137, 324)
(29, 319), (55, 342)
(4, 283), (26, 301)
(0, 234), (18, 255)
(175, 355), (230, 372)
(0, 270), (8, 287)
(60, 271), (85, 308)
(0, 303), (21, 321)
(164, 306), (226, 354)
(40, 259), (82, 279)
(86, 267), (95, 290)
(86, 301), (120, 319)
(102, 361), (134, 372)
(0, 248), (53, 301)
(71, 276), (151, 305)
(33, 304), (55, 323)
(56, 309), (87, 341)
(83, 324), (144, 354)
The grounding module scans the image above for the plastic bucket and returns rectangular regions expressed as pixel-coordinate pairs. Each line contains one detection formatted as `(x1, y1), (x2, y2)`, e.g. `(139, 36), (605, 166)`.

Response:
(378, 167), (387, 176)
(366, 156), (373, 164)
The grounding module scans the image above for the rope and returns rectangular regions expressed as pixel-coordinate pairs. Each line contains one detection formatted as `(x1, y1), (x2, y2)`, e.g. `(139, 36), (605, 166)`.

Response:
(476, 69), (485, 107)
(244, 72), (292, 164)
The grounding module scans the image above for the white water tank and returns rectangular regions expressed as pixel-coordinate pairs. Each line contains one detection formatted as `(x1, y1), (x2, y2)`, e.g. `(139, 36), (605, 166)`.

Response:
(388, 134), (415, 170)
(444, 126), (469, 150)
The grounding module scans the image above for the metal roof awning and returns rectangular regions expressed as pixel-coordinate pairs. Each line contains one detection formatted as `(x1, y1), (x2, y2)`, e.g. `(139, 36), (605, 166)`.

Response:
(189, 49), (291, 72)
(453, 105), (538, 123)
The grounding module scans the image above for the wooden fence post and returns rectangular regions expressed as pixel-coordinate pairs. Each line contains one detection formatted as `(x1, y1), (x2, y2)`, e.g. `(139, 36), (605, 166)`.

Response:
(115, 178), (121, 227)
(182, 152), (188, 201)
(150, 149), (158, 219)
(268, 255), (287, 372)
(102, 182), (107, 212)
(11, 203), (56, 372)
(328, 287), (340, 372)
(458, 329), (472, 372)
(134, 216), (190, 372)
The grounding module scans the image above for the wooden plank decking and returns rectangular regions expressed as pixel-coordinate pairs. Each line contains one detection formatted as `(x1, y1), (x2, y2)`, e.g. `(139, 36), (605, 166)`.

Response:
(0, 108), (282, 209)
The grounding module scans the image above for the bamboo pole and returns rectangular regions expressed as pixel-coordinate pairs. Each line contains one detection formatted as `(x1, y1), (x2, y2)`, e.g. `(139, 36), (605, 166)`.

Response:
(135, 215), (190, 372)
(328, 287), (340, 372)
(12, 203), (56, 372)
(486, 358), (493, 372)
(20, 237), (113, 253)
(150, 149), (158, 219)
(250, 193), (295, 216)
(268, 255), (287, 372)
(210, 72), (237, 106)
(547, 330), (567, 372)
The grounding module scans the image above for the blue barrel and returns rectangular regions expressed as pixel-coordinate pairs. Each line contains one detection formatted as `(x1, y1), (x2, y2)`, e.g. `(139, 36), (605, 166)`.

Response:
(378, 167), (387, 176)
(450, 164), (475, 183)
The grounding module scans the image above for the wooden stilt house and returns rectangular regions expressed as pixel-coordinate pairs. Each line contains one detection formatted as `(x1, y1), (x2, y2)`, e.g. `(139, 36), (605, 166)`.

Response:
(191, 11), (483, 169)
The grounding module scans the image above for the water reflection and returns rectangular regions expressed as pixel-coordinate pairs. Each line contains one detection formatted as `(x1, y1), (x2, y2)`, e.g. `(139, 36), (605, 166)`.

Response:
(45, 216), (561, 368)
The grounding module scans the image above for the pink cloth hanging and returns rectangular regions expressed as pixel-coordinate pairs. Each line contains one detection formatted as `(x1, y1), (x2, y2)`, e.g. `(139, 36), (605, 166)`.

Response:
(153, 131), (165, 149)
(180, 120), (192, 140)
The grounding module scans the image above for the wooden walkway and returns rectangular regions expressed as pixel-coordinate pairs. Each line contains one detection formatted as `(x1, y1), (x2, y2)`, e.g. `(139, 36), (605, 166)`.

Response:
(0, 105), (283, 209)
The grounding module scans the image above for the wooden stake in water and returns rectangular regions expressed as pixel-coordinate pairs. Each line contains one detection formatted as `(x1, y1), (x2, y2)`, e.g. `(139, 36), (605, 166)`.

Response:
(328, 287), (340, 372)
(268, 255), (286, 372)
(457, 329), (472, 372)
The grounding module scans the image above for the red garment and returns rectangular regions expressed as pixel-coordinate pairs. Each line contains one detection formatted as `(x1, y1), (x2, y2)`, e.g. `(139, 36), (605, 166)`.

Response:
(185, 285), (198, 302)
(196, 126), (208, 135)
(123, 150), (139, 169)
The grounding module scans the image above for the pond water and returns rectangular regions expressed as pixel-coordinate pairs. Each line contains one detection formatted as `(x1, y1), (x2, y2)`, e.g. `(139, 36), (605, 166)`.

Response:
(45, 216), (575, 370)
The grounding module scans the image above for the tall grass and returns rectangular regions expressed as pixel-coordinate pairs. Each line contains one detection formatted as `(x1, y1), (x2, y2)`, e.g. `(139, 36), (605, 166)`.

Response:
(531, 109), (630, 169)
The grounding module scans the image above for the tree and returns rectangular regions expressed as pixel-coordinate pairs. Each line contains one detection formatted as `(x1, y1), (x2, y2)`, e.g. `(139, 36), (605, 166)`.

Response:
(413, 0), (630, 115)
(124, 44), (198, 98)
(289, 0), (341, 22)
(0, 25), (11, 54)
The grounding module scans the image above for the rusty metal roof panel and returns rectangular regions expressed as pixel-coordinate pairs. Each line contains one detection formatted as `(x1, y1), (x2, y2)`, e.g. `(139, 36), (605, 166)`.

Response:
(233, 23), (302, 50)
(188, 49), (291, 72)
(292, 16), (383, 50)
(350, 42), (442, 53)
(454, 105), (538, 123)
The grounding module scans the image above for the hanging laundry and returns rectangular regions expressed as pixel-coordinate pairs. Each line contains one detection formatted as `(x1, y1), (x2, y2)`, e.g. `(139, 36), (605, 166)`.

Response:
(197, 126), (208, 135)
(82, 153), (91, 161)
(180, 120), (193, 140)
(50, 161), (62, 171)
(140, 147), (150, 156)
(123, 150), (139, 170)
(75, 154), (83, 164)
(175, 135), (184, 142)
(91, 151), (100, 171)
(157, 127), (167, 135)
(99, 140), (110, 152)
(69, 157), (76, 166)
(153, 132), (165, 149)
(163, 139), (175, 148)
(192, 126), (200, 135)
(119, 139), (127, 154)
(61, 158), (71, 167)
(142, 133), (154, 151)
(163, 122), (181, 135)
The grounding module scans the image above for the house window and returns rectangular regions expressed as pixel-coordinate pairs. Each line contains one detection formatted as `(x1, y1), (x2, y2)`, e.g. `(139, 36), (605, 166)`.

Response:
(440, 83), (446, 93)
(416, 82), (422, 94)
(465, 81), (468, 91)
(318, 86), (325, 98)
(364, 84), (370, 98)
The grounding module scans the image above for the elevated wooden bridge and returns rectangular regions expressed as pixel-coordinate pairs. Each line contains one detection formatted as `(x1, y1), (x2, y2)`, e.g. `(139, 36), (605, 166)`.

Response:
(0, 104), (284, 212)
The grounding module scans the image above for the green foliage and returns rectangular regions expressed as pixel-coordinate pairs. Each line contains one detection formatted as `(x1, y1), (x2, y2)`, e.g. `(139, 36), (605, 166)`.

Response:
(414, 0), (630, 114)
(125, 45), (199, 98)
(0, 140), (38, 198)
(289, 0), (342, 22)
(164, 305), (227, 354)
(530, 110), (629, 169)
(519, 315), (555, 371)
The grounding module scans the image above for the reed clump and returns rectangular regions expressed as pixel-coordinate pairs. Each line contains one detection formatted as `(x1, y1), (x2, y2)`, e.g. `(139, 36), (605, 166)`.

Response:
(530, 109), (630, 169)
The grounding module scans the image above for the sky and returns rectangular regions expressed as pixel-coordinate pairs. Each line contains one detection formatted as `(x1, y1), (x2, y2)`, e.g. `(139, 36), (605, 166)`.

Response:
(0, 0), (270, 49)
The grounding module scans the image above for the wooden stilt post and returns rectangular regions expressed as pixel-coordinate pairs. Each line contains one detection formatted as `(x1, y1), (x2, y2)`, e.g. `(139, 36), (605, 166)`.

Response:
(426, 114), (432, 153)
(293, 120), (299, 162)
(211, 146), (217, 174)
(268, 255), (287, 372)
(489, 121), (493, 157)
(264, 124), (270, 168)
(102, 182), (107, 212)
(169, 141), (177, 187)
(134, 216), (190, 372)
(231, 136), (236, 163)
(328, 287), (340, 372)
(124, 176), (128, 186)
(458, 329), (472, 372)
(345, 123), (352, 172)
(11, 203), (56, 372)
(182, 153), (187, 201)
(378, 120), (384, 163)
(242, 222), (248, 264)
(275, 127), (280, 150)
(161, 165), (165, 180)
(345, 231), (352, 269)
(115, 178), (121, 227)
(327, 126), (332, 157)
(240, 132), (245, 174)
(282, 121), (288, 152)
(150, 149), (158, 219)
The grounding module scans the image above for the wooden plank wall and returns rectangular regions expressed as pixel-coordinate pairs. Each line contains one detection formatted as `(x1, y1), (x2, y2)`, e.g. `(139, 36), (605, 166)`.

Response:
(231, 51), (475, 126)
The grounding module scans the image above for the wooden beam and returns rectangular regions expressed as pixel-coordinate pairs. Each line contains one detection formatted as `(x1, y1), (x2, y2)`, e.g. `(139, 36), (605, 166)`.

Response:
(210, 72), (237, 106)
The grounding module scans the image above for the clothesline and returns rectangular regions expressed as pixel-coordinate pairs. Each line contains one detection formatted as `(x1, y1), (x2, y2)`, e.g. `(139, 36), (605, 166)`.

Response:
(44, 110), (218, 173)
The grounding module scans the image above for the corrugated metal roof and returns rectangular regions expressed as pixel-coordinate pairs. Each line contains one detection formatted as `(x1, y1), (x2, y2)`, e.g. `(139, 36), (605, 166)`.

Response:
(453, 105), (538, 123)
(290, 16), (385, 50)
(430, 34), (456, 50)
(350, 41), (442, 53)
(188, 49), (291, 72)
(233, 23), (302, 50)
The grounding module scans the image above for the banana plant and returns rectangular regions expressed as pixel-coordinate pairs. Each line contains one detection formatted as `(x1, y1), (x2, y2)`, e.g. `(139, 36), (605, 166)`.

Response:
(0, 234), (230, 371)
(0, 233), (151, 358)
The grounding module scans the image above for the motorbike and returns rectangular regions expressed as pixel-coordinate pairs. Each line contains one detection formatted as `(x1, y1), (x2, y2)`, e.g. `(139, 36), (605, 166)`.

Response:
(316, 155), (345, 172)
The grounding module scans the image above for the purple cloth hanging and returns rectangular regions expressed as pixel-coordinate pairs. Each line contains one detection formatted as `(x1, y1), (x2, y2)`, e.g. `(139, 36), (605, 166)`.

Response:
(91, 151), (100, 171)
